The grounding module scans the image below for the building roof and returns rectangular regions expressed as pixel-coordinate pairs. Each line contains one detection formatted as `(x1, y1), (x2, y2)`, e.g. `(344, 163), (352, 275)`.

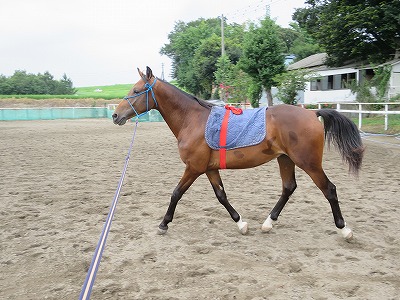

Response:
(287, 53), (327, 70)
(288, 52), (400, 71)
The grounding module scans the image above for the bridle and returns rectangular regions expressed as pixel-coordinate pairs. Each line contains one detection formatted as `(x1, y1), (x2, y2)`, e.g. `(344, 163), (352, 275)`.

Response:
(123, 77), (158, 118)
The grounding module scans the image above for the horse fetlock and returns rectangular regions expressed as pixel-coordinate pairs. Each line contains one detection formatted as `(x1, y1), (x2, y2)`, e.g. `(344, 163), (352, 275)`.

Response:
(261, 215), (275, 232)
(236, 217), (248, 235)
(339, 224), (353, 241)
(157, 224), (168, 235)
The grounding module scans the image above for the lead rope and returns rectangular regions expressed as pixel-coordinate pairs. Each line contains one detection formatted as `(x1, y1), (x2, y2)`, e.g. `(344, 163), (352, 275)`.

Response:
(79, 119), (139, 300)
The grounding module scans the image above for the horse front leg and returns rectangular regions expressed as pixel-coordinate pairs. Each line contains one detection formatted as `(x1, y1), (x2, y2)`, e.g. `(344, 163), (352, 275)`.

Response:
(158, 168), (200, 235)
(206, 170), (248, 234)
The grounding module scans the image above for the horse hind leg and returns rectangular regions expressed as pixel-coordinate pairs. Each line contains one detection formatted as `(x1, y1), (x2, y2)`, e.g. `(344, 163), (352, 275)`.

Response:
(303, 166), (353, 240)
(262, 155), (297, 232)
(206, 170), (248, 235)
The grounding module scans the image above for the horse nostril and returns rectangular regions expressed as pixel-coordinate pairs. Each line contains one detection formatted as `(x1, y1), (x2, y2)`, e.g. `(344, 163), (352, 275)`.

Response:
(112, 113), (117, 120)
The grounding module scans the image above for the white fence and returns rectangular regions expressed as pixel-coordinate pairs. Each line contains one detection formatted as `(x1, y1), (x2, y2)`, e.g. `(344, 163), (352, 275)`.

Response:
(307, 102), (400, 131)
(108, 102), (399, 131)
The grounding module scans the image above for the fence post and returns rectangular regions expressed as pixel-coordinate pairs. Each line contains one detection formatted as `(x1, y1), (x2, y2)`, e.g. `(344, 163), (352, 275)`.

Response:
(385, 104), (388, 131)
(358, 103), (362, 129)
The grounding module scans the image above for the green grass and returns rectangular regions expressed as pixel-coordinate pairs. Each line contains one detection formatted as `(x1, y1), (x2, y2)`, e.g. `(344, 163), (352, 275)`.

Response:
(352, 114), (400, 134)
(0, 84), (133, 100)
(75, 84), (132, 99)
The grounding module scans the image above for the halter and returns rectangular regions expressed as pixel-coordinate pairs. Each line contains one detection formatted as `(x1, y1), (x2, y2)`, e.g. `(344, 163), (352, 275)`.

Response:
(123, 78), (158, 118)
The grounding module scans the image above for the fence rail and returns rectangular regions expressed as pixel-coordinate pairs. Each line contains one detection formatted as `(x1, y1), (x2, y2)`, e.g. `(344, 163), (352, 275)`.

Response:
(305, 102), (400, 131)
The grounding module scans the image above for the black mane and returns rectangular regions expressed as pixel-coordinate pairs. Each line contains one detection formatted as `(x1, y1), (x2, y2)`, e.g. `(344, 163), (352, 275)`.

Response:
(162, 79), (214, 110)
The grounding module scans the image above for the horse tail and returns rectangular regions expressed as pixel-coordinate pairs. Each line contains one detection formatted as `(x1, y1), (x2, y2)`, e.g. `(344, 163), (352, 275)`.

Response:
(316, 109), (364, 175)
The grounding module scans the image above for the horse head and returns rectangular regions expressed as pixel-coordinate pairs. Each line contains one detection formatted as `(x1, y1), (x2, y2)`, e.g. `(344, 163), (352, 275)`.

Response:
(112, 66), (157, 125)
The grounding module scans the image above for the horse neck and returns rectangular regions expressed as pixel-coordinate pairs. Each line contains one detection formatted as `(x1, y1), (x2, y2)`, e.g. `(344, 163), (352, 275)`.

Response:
(154, 81), (210, 138)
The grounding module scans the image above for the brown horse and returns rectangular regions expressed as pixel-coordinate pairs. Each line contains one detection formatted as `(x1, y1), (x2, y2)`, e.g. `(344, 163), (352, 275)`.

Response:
(112, 67), (364, 240)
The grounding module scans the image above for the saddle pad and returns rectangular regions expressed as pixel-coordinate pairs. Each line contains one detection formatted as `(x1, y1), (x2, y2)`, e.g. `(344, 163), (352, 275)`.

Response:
(205, 106), (267, 150)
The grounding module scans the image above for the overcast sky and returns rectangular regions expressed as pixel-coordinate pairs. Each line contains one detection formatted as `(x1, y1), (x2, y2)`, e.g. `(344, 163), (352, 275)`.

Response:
(0, 0), (305, 87)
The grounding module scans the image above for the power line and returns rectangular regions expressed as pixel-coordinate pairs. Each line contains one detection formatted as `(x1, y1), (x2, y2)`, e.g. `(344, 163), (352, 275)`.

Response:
(223, 0), (292, 24)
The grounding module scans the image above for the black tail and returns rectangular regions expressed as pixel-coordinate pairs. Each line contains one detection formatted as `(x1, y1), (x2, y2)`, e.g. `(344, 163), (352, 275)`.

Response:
(316, 109), (364, 175)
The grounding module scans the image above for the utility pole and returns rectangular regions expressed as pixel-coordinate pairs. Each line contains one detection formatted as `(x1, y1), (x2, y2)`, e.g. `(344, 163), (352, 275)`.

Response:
(265, 1), (272, 18)
(265, 3), (270, 18)
(221, 14), (225, 56)
(161, 63), (165, 81)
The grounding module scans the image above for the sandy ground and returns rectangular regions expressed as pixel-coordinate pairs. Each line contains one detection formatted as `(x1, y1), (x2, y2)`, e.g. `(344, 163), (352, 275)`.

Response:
(1, 119), (399, 300)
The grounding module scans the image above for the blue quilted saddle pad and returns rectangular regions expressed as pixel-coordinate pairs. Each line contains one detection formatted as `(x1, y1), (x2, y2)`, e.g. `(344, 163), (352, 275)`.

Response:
(205, 107), (267, 150)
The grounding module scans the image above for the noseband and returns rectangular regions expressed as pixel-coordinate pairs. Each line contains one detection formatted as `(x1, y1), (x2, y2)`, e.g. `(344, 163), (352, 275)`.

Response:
(123, 78), (158, 118)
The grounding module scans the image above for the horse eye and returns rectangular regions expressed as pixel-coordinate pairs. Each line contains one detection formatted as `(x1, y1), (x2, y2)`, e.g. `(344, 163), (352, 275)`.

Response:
(133, 90), (139, 94)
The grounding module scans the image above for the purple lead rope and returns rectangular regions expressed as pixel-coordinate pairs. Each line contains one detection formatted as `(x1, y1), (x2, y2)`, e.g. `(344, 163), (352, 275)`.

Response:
(79, 120), (139, 300)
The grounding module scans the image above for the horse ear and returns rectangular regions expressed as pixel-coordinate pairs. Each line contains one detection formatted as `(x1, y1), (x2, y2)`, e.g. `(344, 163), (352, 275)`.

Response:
(146, 66), (154, 80)
(137, 68), (145, 80)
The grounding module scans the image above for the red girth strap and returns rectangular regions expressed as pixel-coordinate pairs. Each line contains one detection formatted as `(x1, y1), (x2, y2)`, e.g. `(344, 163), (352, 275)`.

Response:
(219, 105), (243, 169)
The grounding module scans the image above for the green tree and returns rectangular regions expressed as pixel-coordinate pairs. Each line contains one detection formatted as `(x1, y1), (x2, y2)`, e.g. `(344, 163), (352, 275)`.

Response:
(247, 80), (262, 108)
(160, 18), (244, 98)
(293, 0), (400, 66)
(192, 34), (223, 98)
(0, 70), (75, 95)
(214, 54), (233, 101)
(239, 17), (285, 106)
(8, 70), (30, 94)
(160, 18), (221, 97)
(38, 71), (56, 94)
(214, 54), (257, 106)
(274, 69), (318, 105)
(0, 75), (12, 94)
(286, 23), (323, 61)
(347, 65), (392, 106)
(54, 73), (76, 95)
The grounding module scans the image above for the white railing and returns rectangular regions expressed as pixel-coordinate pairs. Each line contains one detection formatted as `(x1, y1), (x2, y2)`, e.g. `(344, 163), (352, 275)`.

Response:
(108, 102), (399, 131)
(308, 102), (400, 131)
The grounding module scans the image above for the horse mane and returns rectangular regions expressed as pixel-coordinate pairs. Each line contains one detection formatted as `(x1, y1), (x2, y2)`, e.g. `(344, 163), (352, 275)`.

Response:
(161, 79), (215, 110)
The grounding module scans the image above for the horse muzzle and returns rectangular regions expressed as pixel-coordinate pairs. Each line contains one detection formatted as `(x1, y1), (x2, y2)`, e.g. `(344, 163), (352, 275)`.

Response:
(112, 113), (127, 126)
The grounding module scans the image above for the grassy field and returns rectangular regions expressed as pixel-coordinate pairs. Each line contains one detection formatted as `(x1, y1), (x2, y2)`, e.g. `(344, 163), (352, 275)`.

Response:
(353, 114), (400, 135)
(0, 84), (132, 100)
(75, 84), (132, 99)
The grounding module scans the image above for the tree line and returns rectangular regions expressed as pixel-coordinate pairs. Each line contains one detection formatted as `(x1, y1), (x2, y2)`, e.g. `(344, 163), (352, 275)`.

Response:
(160, 0), (400, 106)
(0, 70), (76, 95)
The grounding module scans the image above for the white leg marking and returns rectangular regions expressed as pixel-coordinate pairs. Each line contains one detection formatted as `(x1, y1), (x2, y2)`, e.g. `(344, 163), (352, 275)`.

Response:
(261, 214), (274, 232)
(237, 216), (248, 235)
(340, 224), (353, 240)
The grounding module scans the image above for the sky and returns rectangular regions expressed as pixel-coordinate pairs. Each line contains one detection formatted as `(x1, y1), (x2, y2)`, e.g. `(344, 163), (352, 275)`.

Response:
(0, 0), (305, 87)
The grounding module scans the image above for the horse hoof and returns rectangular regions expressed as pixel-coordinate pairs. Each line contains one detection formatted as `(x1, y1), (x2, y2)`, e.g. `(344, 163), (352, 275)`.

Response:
(157, 225), (168, 235)
(341, 226), (353, 240)
(261, 224), (273, 232)
(261, 215), (274, 232)
(239, 222), (248, 235)
(236, 216), (248, 235)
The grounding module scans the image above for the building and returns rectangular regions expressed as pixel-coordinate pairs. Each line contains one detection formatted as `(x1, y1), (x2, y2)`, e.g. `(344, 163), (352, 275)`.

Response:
(287, 53), (400, 104)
